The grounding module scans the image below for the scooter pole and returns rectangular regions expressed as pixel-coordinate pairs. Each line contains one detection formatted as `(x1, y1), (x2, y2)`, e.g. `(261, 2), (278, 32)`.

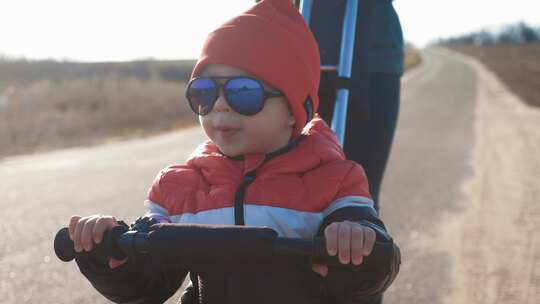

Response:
(331, 0), (358, 146)
(300, 0), (359, 146)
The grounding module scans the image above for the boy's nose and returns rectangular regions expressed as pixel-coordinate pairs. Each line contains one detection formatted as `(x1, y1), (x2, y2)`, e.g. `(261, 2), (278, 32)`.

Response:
(212, 89), (232, 113)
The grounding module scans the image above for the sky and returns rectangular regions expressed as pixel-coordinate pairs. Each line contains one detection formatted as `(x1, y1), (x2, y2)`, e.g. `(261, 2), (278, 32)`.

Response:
(0, 0), (538, 62)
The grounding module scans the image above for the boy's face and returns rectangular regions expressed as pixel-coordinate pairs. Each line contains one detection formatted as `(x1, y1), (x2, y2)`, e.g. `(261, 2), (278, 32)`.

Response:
(198, 64), (296, 157)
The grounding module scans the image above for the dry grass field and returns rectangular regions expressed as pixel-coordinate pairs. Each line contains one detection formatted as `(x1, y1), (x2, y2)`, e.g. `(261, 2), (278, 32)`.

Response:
(451, 43), (540, 108)
(0, 60), (198, 158)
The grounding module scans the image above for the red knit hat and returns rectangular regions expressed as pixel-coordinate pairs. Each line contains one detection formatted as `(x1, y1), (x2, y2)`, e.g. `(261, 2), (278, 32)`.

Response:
(191, 0), (321, 138)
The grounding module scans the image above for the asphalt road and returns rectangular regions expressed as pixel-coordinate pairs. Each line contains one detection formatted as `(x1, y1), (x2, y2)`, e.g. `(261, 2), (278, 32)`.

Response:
(0, 49), (484, 303)
(381, 49), (477, 303)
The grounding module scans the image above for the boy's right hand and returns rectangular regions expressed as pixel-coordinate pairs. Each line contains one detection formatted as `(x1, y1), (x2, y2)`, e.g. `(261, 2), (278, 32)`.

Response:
(69, 215), (128, 269)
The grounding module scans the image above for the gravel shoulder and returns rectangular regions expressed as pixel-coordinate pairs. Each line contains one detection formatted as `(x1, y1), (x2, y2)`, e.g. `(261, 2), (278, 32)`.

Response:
(437, 49), (540, 304)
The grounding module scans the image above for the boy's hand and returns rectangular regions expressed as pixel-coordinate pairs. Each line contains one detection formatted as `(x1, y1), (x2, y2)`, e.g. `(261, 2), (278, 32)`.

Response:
(68, 215), (128, 269)
(312, 221), (376, 277)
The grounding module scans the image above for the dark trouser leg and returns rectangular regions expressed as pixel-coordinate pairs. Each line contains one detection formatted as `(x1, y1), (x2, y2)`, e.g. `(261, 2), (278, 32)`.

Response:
(344, 72), (401, 210)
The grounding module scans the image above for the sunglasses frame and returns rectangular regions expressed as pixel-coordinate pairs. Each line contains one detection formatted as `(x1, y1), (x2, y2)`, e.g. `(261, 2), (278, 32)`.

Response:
(186, 76), (284, 116)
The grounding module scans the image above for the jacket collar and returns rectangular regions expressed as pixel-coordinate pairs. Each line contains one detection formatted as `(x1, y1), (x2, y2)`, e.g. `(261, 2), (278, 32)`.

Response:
(187, 116), (345, 177)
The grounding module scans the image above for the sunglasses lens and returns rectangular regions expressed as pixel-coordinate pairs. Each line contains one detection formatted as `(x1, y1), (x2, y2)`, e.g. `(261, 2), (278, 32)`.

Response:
(226, 78), (265, 115)
(188, 78), (218, 115)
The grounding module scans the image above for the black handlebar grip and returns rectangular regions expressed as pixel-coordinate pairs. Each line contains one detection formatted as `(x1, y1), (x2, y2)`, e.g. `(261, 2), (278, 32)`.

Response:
(54, 225), (129, 262)
(54, 228), (77, 262)
(273, 237), (396, 269)
(313, 237), (396, 269)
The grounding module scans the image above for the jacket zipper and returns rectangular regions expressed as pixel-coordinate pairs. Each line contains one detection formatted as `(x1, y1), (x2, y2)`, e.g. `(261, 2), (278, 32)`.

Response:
(228, 170), (257, 303)
(233, 170), (256, 225)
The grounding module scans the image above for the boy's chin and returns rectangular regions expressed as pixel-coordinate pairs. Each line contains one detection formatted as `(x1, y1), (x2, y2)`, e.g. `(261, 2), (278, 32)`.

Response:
(216, 145), (246, 158)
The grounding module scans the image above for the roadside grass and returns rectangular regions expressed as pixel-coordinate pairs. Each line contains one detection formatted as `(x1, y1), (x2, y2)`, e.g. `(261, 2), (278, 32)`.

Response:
(451, 43), (540, 108)
(405, 47), (422, 70)
(0, 75), (196, 158)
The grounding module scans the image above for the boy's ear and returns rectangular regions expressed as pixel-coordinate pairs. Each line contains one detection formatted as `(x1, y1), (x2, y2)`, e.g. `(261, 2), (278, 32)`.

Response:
(285, 101), (296, 126)
(288, 113), (296, 127)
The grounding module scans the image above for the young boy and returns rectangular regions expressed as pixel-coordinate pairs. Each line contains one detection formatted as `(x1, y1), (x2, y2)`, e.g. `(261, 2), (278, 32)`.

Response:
(68, 0), (400, 303)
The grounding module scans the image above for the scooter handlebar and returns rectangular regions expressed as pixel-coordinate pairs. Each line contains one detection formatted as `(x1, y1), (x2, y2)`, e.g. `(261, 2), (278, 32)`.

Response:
(54, 223), (394, 269)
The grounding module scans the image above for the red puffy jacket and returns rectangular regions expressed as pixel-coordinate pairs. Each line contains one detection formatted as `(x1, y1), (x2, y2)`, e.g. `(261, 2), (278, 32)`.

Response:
(146, 117), (373, 238)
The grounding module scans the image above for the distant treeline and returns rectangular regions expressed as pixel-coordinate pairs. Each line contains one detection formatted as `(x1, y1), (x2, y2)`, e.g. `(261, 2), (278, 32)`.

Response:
(0, 59), (197, 87)
(437, 22), (540, 46)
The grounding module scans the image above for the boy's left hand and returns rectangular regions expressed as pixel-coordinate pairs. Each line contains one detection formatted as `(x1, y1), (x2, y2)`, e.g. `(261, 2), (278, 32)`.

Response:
(312, 221), (376, 277)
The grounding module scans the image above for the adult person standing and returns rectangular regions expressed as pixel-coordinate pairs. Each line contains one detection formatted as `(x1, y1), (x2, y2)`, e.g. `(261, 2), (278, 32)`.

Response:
(253, 2), (403, 303)
(310, 0), (404, 211)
